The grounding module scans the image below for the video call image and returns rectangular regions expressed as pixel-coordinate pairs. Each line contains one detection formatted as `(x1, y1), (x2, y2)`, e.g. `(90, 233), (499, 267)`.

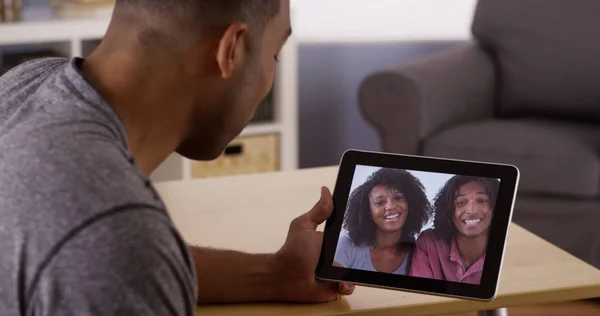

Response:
(333, 165), (500, 285)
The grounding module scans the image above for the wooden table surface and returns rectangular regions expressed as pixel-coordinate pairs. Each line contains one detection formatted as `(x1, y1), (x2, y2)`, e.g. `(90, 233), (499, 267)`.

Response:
(154, 166), (600, 316)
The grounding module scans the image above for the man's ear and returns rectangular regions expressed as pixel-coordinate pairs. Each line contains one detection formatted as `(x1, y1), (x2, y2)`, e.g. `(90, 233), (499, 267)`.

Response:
(216, 22), (248, 79)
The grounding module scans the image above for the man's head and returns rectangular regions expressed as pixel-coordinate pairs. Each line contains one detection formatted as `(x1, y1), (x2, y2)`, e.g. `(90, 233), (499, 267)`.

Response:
(433, 176), (499, 244)
(111, 0), (291, 160)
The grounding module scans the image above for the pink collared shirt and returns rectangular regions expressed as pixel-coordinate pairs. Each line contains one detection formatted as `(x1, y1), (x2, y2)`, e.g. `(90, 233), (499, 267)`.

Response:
(409, 229), (485, 284)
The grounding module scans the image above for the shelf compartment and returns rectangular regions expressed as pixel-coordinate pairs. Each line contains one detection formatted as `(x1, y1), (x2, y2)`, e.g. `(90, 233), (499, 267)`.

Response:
(0, 41), (70, 74)
(81, 38), (101, 57)
(190, 133), (280, 179)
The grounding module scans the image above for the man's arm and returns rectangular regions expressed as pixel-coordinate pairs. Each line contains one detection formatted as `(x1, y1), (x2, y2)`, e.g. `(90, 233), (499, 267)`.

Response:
(191, 247), (282, 304)
(191, 187), (355, 304)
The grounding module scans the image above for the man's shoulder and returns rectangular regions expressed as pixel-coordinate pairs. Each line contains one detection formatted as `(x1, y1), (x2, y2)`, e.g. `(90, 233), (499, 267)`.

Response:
(0, 57), (67, 81)
(0, 57), (69, 130)
(0, 55), (162, 256)
(415, 229), (453, 255)
(0, 57), (67, 98)
(0, 119), (165, 282)
(416, 229), (440, 244)
(0, 58), (154, 213)
(0, 129), (159, 211)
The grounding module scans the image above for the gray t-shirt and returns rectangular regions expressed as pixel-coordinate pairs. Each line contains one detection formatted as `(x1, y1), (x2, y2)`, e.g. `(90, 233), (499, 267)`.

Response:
(0, 57), (198, 315)
(334, 233), (410, 275)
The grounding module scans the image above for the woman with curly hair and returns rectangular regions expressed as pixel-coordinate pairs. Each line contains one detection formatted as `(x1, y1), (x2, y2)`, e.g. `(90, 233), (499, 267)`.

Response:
(333, 168), (432, 275)
(409, 176), (499, 284)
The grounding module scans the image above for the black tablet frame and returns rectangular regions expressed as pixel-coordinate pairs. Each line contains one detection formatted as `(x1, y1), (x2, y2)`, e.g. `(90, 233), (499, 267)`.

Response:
(316, 150), (520, 301)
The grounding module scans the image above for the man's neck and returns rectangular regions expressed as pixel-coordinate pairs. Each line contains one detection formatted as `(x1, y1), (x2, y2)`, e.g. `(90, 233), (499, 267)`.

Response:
(456, 232), (488, 270)
(80, 45), (191, 175)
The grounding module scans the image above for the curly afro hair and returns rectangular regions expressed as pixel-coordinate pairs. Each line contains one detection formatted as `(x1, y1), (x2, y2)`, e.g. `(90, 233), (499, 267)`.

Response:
(432, 176), (500, 245)
(343, 168), (433, 252)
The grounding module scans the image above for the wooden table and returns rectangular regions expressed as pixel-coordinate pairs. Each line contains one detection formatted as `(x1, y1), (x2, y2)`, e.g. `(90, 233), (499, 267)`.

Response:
(154, 166), (600, 316)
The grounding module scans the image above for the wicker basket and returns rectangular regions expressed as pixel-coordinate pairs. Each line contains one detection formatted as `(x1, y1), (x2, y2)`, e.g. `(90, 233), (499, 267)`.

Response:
(47, 0), (115, 19)
(191, 133), (280, 179)
(1, 0), (23, 22)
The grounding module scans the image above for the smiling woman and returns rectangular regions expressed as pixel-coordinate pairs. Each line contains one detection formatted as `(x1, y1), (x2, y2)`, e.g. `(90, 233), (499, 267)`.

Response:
(333, 168), (433, 275)
(409, 176), (500, 285)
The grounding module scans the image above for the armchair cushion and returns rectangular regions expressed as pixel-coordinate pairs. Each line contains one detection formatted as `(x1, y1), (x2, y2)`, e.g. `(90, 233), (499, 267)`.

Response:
(472, 0), (600, 121)
(423, 119), (600, 198)
(358, 44), (495, 155)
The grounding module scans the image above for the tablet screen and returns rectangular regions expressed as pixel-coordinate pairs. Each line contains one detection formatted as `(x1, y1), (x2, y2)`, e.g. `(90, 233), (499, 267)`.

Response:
(333, 165), (500, 286)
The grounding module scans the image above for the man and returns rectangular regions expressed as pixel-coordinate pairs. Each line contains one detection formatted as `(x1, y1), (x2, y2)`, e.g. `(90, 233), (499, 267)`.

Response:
(0, 0), (354, 314)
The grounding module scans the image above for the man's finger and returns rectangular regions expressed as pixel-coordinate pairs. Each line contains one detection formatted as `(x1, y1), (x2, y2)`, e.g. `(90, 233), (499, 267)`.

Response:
(307, 186), (334, 227)
(338, 282), (355, 295)
(320, 281), (342, 302)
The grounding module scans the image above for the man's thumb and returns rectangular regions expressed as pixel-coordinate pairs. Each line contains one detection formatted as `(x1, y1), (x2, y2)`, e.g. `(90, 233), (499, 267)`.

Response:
(308, 186), (334, 226)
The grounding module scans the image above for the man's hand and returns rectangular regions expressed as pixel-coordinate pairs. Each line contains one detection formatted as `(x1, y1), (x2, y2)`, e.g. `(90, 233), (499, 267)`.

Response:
(273, 186), (355, 303)
(192, 186), (354, 304)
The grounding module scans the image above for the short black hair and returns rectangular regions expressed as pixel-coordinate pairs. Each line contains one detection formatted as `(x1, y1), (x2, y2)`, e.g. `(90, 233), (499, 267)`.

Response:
(343, 168), (433, 252)
(432, 176), (500, 245)
(115, 0), (281, 37)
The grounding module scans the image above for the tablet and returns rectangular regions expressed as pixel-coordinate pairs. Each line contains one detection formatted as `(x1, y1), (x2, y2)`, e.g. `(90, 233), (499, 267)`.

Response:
(316, 150), (520, 301)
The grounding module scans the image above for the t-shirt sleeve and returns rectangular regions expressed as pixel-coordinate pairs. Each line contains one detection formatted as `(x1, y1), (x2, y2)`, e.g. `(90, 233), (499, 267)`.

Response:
(333, 233), (355, 268)
(29, 208), (197, 316)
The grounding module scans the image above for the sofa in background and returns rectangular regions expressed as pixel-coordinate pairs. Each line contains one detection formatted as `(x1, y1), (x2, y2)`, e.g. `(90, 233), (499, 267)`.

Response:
(358, 0), (600, 269)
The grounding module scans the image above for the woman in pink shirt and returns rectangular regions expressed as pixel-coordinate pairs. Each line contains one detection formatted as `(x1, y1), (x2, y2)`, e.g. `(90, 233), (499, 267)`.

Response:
(409, 176), (500, 284)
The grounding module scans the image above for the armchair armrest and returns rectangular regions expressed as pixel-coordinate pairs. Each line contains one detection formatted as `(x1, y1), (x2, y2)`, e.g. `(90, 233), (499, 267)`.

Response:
(358, 43), (496, 154)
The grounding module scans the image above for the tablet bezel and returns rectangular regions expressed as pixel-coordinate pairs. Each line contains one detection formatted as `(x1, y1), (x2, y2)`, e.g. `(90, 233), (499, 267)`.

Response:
(316, 150), (520, 301)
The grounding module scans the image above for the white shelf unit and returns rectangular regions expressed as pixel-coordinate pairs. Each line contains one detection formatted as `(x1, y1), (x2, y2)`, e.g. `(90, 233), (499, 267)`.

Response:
(0, 16), (299, 182)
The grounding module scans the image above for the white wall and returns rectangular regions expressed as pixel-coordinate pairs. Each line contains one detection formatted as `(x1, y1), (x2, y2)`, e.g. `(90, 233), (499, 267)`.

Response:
(292, 0), (477, 42)
(23, 0), (477, 43)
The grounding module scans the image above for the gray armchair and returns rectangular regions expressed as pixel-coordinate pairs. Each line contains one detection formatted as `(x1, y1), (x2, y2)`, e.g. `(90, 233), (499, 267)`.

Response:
(359, 0), (600, 269)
